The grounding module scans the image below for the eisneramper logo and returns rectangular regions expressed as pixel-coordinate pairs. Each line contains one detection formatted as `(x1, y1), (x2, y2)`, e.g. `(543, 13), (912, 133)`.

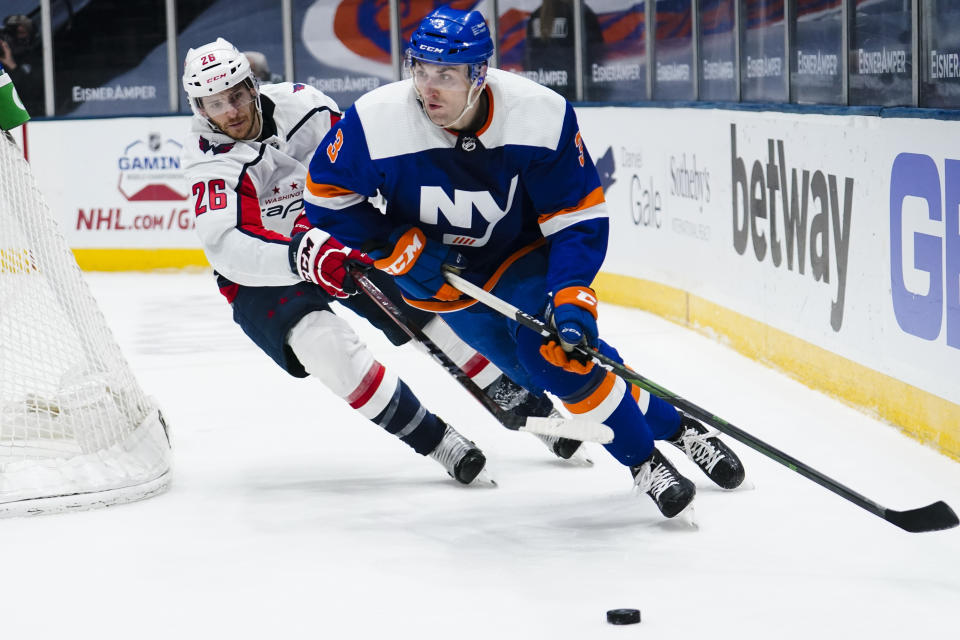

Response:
(117, 133), (188, 201)
(730, 124), (854, 331)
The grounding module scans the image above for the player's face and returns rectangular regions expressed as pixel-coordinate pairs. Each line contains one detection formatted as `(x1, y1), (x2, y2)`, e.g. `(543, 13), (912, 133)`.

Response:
(200, 85), (259, 139)
(411, 62), (476, 127)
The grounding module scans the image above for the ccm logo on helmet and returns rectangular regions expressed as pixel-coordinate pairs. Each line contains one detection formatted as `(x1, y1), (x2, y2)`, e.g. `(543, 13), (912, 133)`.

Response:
(206, 73), (227, 84)
(419, 45), (444, 53)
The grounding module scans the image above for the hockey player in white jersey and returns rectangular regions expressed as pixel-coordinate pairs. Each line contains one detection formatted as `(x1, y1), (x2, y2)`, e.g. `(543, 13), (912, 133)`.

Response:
(301, 7), (746, 517)
(181, 38), (582, 485)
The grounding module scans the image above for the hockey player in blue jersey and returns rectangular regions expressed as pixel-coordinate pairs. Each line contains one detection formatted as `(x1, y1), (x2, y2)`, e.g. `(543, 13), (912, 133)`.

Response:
(303, 7), (745, 517)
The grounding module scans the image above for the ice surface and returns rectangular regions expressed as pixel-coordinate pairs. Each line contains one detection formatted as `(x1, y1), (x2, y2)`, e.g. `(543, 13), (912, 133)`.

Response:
(3, 271), (958, 639)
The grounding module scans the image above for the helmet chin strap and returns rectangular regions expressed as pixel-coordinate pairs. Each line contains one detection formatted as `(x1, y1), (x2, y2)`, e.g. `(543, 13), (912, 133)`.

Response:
(415, 78), (486, 130)
(242, 94), (264, 141)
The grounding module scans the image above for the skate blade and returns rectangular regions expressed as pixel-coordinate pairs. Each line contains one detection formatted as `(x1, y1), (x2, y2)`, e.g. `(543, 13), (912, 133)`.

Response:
(469, 468), (497, 487)
(673, 505), (698, 529)
(560, 446), (594, 467)
(651, 504), (698, 531)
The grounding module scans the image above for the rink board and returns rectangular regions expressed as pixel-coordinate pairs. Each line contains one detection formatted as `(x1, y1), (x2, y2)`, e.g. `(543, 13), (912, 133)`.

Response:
(578, 106), (960, 460)
(10, 105), (960, 460)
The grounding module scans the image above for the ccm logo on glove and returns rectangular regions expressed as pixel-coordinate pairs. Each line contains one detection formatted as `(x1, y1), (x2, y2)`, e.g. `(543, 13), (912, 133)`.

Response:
(372, 226), (464, 301)
(290, 227), (372, 299)
(375, 227), (424, 276)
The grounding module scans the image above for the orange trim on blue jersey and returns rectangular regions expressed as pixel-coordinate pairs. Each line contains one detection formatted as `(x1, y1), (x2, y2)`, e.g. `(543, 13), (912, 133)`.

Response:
(306, 173), (355, 198)
(401, 237), (547, 312)
(537, 187), (606, 225)
(563, 371), (618, 415)
(475, 86), (494, 136)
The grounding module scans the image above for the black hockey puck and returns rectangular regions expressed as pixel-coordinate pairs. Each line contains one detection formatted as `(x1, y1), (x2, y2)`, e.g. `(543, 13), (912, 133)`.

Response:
(606, 608), (641, 625)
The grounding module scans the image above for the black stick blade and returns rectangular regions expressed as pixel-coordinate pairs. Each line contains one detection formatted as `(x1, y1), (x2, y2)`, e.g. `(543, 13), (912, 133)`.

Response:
(884, 501), (959, 533)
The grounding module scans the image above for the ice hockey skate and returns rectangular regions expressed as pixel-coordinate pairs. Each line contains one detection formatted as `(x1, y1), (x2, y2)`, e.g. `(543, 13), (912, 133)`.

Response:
(485, 375), (591, 464)
(668, 414), (745, 489)
(630, 448), (696, 518)
(429, 421), (491, 485)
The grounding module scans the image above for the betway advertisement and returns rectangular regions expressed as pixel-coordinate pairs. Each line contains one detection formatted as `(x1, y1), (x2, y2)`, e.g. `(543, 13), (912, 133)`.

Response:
(576, 107), (959, 407)
(24, 115), (198, 248)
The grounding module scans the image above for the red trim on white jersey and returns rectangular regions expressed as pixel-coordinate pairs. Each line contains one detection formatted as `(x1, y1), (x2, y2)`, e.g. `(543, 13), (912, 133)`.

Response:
(236, 172), (290, 242)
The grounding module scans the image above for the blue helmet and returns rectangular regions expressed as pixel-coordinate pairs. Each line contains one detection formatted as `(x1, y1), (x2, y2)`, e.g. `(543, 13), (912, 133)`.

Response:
(408, 6), (494, 66)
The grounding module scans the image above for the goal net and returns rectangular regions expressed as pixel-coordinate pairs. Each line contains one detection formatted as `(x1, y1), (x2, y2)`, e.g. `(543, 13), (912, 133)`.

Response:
(0, 130), (171, 516)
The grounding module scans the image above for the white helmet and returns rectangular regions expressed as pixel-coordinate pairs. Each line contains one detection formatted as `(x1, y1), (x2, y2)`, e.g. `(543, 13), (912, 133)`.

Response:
(182, 38), (261, 130)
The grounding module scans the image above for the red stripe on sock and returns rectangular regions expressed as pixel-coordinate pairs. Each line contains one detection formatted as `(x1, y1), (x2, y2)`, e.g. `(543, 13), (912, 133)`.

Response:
(462, 353), (489, 379)
(348, 362), (386, 409)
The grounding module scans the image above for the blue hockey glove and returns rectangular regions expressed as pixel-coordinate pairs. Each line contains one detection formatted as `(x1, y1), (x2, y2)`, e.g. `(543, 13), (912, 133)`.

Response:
(540, 286), (599, 374)
(372, 226), (466, 301)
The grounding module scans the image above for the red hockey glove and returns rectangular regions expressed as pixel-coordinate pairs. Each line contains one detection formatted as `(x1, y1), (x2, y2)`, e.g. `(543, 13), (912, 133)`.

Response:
(290, 227), (373, 299)
(371, 226), (465, 301)
(539, 286), (599, 374)
(291, 213), (313, 236)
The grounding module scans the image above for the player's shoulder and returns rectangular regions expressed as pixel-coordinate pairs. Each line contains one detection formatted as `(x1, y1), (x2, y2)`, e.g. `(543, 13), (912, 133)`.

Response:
(487, 67), (567, 110)
(182, 119), (255, 174)
(350, 79), (420, 132)
(261, 81), (339, 114)
(346, 79), (448, 160)
(484, 68), (570, 151)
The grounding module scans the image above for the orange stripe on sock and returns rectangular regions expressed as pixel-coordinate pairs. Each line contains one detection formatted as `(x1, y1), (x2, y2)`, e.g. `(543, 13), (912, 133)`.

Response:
(631, 383), (642, 403)
(564, 371), (617, 415)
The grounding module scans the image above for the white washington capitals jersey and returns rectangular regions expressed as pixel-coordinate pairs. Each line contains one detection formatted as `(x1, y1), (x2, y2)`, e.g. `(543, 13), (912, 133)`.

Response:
(303, 68), (608, 308)
(183, 82), (339, 286)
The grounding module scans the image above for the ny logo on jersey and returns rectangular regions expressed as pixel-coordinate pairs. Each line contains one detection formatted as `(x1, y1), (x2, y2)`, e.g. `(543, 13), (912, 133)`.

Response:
(419, 175), (518, 247)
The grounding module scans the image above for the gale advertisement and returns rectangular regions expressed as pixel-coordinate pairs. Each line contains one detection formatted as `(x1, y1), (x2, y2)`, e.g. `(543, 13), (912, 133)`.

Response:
(25, 116), (198, 248)
(575, 106), (959, 406)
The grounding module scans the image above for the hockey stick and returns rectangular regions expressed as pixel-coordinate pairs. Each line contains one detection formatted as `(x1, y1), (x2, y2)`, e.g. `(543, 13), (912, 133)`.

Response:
(348, 269), (613, 444)
(444, 271), (959, 533)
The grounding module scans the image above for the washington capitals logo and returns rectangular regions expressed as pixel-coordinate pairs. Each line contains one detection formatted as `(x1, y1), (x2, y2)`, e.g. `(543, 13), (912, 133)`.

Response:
(199, 137), (236, 155)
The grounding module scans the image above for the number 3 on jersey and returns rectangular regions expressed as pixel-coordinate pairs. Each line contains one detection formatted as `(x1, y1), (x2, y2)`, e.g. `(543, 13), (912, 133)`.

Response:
(326, 129), (344, 163)
(192, 179), (227, 215)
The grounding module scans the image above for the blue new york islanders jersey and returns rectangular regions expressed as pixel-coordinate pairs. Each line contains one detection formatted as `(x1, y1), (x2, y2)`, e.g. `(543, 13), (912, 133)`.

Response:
(303, 68), (608, 309)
